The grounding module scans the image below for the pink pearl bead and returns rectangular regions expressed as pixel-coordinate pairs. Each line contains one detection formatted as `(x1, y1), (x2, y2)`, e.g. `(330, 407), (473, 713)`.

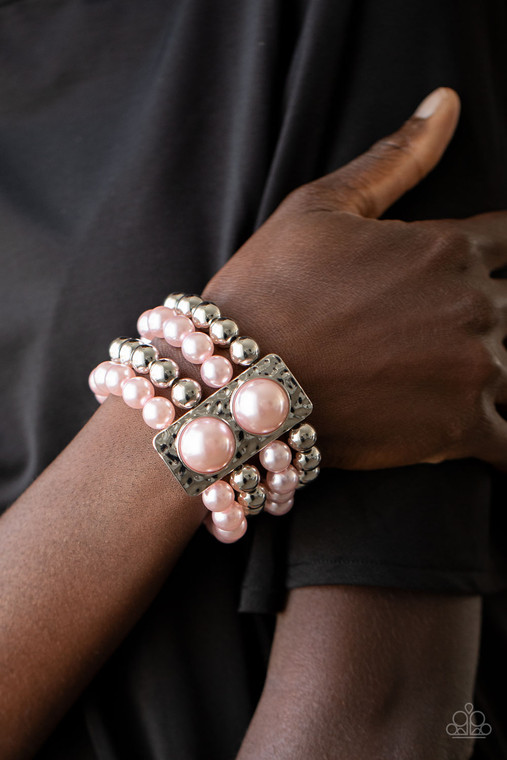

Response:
(88, 370), (100, 395)
(177, 417), (236, 474)
(95, 394), (108, 404)
(91, 361), (115, 395)
(142, 396), (175, 429)
(232, 378), (289, 435)
(266, 466), (299, 494)
(137, 309), (154, 339)
(122, 377), (155, 409)
(200, 355), (233, 388)
(163, 315), (195, 347)
(268, 488), (296, 503)
(212, 503), (244, 531)
(202, 481), (235, 512)
(212, 517), (248, 543)
(105, 364), (135, 396)
(181, 331), (214, 365)
(265, 498), (294, 516)
(260, 441), (292, 472)
(148, 306), (175, 338)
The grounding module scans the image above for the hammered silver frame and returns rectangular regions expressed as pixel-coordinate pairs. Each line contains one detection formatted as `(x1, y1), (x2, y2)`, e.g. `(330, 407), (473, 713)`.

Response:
(153, 353), (313, 496)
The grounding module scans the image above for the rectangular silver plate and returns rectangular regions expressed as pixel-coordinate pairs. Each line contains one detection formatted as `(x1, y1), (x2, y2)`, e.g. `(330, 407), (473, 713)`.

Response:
(153, 353), (313, 496)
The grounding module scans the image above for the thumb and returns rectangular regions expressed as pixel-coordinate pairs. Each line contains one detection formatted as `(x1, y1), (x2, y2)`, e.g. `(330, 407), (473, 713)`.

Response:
(314, 87), (461, 219)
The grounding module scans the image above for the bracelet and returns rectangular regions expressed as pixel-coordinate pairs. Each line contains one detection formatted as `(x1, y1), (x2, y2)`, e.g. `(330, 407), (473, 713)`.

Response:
(88, 293), (321, 543)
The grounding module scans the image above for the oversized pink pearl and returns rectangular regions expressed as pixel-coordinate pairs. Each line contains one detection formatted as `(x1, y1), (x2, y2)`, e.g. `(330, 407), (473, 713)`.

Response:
(266, 466), (299, 494)
(268, 488), (296, 503)
(200, 355), (233, 388)
(91, 361), (115, 395)
(148, 306), (175, 338)
(122, 377), (155, 409)
(105, 364), (135, 396)
(142, 396), (175, 429)
(212, 503), (244, 531)
(212, 517), (248, 543)
(232, 378), (289, 435)
(163, 315), (195, 347)
(181, 331), (214, 365)
(137, 309), (154, 339)
(177, 417), (236, 474)
(202, 481), (235, 511)
(260, 441), (292, 472)
(265, 498), (294, 516)
(95, 394), (108, 404)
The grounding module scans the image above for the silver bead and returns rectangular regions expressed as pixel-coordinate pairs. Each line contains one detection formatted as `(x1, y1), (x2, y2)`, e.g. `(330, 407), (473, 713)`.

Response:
(164, 292), (185, 310)
(230, 464), (260, 492)
(288, 423), (317, 451)
(294, 446), (321, 471)
(230, 336), (260, 366)
(237, 485), (267, 509)
(118, 339), (142, 365)
(209, 318), (239, 346)
(297, 466), (320, 486)
(243, 503), (265, 516)
(176, 294), (203, 316)
(131, 344), (159, 374)
(149, 358), (180, 388)
(109, 336), (130, 363)
(171, 378), (202, 409)
(191, 301), (221, 329)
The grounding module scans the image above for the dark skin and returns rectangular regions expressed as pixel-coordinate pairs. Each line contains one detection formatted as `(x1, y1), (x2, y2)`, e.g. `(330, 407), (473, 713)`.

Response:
(0, 88), (495, 758)
(0, 401), (205, 759)
(237, 588), (480, 760)
(204, 88), (507, 471)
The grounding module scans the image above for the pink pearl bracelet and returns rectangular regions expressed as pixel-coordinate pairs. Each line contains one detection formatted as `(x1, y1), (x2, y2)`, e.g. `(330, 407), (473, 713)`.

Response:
(89, 292), (321, 543)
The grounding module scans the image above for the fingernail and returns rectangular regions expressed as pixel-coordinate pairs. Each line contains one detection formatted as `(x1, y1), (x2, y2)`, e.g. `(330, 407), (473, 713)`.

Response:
(413, 87), (447, 119)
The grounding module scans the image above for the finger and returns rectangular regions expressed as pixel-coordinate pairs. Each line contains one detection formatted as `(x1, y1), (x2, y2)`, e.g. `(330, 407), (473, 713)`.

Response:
(489, 281), (507, 328)
(477, 400), (507, 471)
(493, 352), (507, 405)
(450, 211), (507, 273)
(313, 87), (461, 219)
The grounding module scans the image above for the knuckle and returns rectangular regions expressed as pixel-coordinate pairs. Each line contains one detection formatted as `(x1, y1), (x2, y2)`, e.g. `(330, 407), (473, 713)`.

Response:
(426, 227), (475, 272)
(442, 345), (501, 456)
(456, 289), (498, 334)
(280, 182), (335, 214)
(367, 126), (427, 179)
(289, 169), (376, 216)
(377, 115), (427, 151)
(436, 345), (497, 453)
(476, 344), (501, 385)
(374, 132), (419, 161)
(480, 236), (503, 271)
(328, 177), (372, 214)
(461, 342), (500, 402)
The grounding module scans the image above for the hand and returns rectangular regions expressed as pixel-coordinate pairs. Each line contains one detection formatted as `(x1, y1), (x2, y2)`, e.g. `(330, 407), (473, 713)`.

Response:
(203, 87), (507, 470)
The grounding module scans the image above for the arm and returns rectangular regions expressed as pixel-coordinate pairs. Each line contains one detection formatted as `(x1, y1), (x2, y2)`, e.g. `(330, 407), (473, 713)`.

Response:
(0, 398), (204, 759)
(0, 88), (501, 757)
(237, 586), (481, 760)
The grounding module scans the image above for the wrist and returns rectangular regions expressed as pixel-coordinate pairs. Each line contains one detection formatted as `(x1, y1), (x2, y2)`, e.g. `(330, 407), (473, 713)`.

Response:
(89, 291), (321, 543)
(83, 395), (206, 533)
